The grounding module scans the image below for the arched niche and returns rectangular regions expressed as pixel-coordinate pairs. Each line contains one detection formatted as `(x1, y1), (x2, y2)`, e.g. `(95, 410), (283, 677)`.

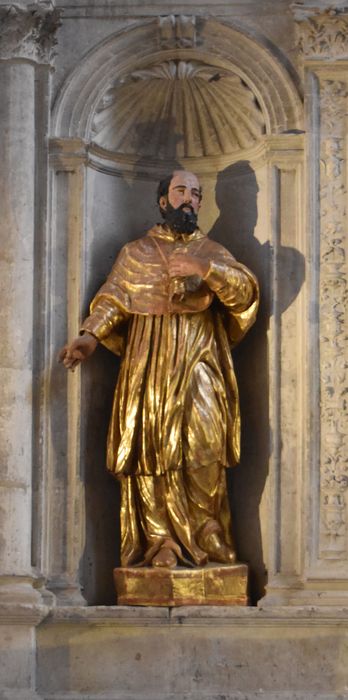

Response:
(52, 17), (302, 140)
(46, 17), (305, 606)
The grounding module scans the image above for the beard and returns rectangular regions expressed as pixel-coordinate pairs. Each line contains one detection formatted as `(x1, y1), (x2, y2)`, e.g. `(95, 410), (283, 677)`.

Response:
(162, 202), (198, 234)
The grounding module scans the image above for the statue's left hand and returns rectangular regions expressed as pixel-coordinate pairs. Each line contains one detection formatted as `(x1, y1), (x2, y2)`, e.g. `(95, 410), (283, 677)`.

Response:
(168, 252), (209, 279)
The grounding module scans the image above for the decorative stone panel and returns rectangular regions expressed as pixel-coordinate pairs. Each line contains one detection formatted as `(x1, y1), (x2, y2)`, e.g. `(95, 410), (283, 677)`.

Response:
(318, 76), (348, 560)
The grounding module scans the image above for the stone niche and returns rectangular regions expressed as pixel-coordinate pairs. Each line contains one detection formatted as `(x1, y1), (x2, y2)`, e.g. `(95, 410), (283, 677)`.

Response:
(46, 14), (305, 607)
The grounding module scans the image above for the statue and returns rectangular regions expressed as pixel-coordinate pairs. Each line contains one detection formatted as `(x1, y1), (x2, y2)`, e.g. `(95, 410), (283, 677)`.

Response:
(59, 170), (259, 603)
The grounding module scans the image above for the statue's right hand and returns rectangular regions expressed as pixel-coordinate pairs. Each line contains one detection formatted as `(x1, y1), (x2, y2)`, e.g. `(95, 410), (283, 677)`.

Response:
(58, 333), (98, 370)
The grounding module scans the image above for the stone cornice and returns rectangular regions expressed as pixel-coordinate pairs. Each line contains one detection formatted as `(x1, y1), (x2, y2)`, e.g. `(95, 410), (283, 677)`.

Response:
(292, 5), (348, 58)
(48, 134), (304, 179)
(0, 2), (62, 63)
(55, 1), (290, 19)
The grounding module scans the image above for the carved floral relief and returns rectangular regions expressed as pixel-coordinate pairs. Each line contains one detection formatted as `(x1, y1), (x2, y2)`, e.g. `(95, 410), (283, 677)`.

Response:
(294, 9), (348, 58)
(319, 79), (348, 559)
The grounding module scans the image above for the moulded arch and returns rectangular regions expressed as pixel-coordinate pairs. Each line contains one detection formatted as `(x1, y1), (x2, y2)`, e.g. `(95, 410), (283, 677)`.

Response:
(52, 17), (303, 142)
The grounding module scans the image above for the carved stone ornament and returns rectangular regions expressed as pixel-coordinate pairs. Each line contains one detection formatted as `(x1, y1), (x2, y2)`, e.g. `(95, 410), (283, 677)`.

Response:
(158, 15), (196, 49)
(293, 6), (348, 58)
(319, 79), (348, 559)
(0, 2), (62, 63)
(92, 60), (266, 159)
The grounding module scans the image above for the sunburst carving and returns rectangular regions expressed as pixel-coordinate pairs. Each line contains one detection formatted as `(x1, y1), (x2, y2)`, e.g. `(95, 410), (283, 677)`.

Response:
(91, 60), (266, 159)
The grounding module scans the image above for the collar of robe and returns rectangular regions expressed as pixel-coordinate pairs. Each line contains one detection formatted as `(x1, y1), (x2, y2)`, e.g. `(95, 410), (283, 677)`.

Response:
(149, 224), (206, 244)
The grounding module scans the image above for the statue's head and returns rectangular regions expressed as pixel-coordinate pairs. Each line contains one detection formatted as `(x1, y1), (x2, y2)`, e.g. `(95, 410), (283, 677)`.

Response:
(157, 170), (202, 234)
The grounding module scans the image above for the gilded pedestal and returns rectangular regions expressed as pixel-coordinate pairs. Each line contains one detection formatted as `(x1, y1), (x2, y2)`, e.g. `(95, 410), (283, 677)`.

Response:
(114, 563), (248, 606)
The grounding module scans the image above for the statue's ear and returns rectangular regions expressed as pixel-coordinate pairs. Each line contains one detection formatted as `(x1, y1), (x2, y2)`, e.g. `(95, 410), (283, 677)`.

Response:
(159, 195), (167, 211)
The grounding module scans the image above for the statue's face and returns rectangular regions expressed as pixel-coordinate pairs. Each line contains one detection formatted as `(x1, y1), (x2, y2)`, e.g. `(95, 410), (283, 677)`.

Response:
(160, 171), (201, 234)
(166, 171), (201, 215)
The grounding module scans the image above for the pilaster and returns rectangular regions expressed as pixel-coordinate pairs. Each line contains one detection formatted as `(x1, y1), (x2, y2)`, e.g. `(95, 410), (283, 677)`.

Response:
(259, 134), (307, 605)
(45, 138), (88, 606)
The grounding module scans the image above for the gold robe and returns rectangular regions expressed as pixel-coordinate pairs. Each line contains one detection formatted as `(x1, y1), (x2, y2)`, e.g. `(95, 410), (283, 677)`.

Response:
(81, 225), (259, 565)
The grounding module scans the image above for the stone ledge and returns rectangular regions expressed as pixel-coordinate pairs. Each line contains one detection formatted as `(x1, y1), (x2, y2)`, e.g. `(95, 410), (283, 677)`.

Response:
(0, 691), (43, 700)
(37, 692), (348, 700)
(39, 604), (348, 627)
(42, 605), (170, 626)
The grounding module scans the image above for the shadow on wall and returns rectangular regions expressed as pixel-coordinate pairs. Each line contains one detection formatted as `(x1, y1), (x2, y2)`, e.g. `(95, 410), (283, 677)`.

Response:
(209, 161), (305, 603)
(209, 162), (270, 604)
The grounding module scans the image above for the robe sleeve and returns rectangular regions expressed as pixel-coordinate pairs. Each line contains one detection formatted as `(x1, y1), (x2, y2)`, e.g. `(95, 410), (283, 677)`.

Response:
(80, 252), (131, 356)
(203, 255), (259, 347)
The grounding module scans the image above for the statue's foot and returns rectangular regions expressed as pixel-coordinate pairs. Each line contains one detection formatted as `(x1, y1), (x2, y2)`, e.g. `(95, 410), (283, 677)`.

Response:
(201, 532), (236, 565)
(152, 546), (177, 569)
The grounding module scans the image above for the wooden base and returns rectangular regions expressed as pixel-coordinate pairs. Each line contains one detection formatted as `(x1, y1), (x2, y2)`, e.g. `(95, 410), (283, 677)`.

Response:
(114, 563), (248, 606)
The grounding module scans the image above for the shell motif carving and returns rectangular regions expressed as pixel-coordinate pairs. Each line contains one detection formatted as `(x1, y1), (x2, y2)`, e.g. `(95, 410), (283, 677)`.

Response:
(91, 60), (266, 159)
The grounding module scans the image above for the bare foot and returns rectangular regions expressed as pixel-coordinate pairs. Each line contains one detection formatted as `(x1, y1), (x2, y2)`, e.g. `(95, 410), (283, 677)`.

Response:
(152, 546), (177, 569)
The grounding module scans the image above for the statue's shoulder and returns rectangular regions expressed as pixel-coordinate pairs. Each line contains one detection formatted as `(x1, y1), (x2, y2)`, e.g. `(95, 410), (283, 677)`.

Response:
(116, 231), (158, 267)
(201, 236), (236, 262)
(120, 232), (154, 253)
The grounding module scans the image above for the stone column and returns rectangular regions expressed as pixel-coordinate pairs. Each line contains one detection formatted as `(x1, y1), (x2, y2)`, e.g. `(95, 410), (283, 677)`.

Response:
(0, 4), (60, 697)
(0, 2), (61, 606)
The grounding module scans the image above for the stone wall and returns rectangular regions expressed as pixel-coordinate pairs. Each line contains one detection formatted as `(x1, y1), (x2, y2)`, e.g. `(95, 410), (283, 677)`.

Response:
(0, 1), (347, 698)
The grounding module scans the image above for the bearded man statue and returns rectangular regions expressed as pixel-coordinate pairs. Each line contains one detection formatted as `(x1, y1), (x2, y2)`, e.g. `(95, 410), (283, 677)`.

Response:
(59, 170), (259, 571)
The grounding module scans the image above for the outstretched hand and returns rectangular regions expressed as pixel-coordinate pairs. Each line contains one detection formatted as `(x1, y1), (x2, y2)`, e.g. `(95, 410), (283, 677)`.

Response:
(58, 332), (98, 370)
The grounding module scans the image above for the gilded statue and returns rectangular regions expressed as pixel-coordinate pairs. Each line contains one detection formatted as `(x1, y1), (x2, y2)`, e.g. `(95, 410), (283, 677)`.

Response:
(59, 171), (259, 574)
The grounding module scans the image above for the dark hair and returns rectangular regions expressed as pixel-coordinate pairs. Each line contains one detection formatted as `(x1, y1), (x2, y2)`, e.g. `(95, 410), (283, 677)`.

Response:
(157, 174), (174, 206)
(157, 172), (202, 211)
